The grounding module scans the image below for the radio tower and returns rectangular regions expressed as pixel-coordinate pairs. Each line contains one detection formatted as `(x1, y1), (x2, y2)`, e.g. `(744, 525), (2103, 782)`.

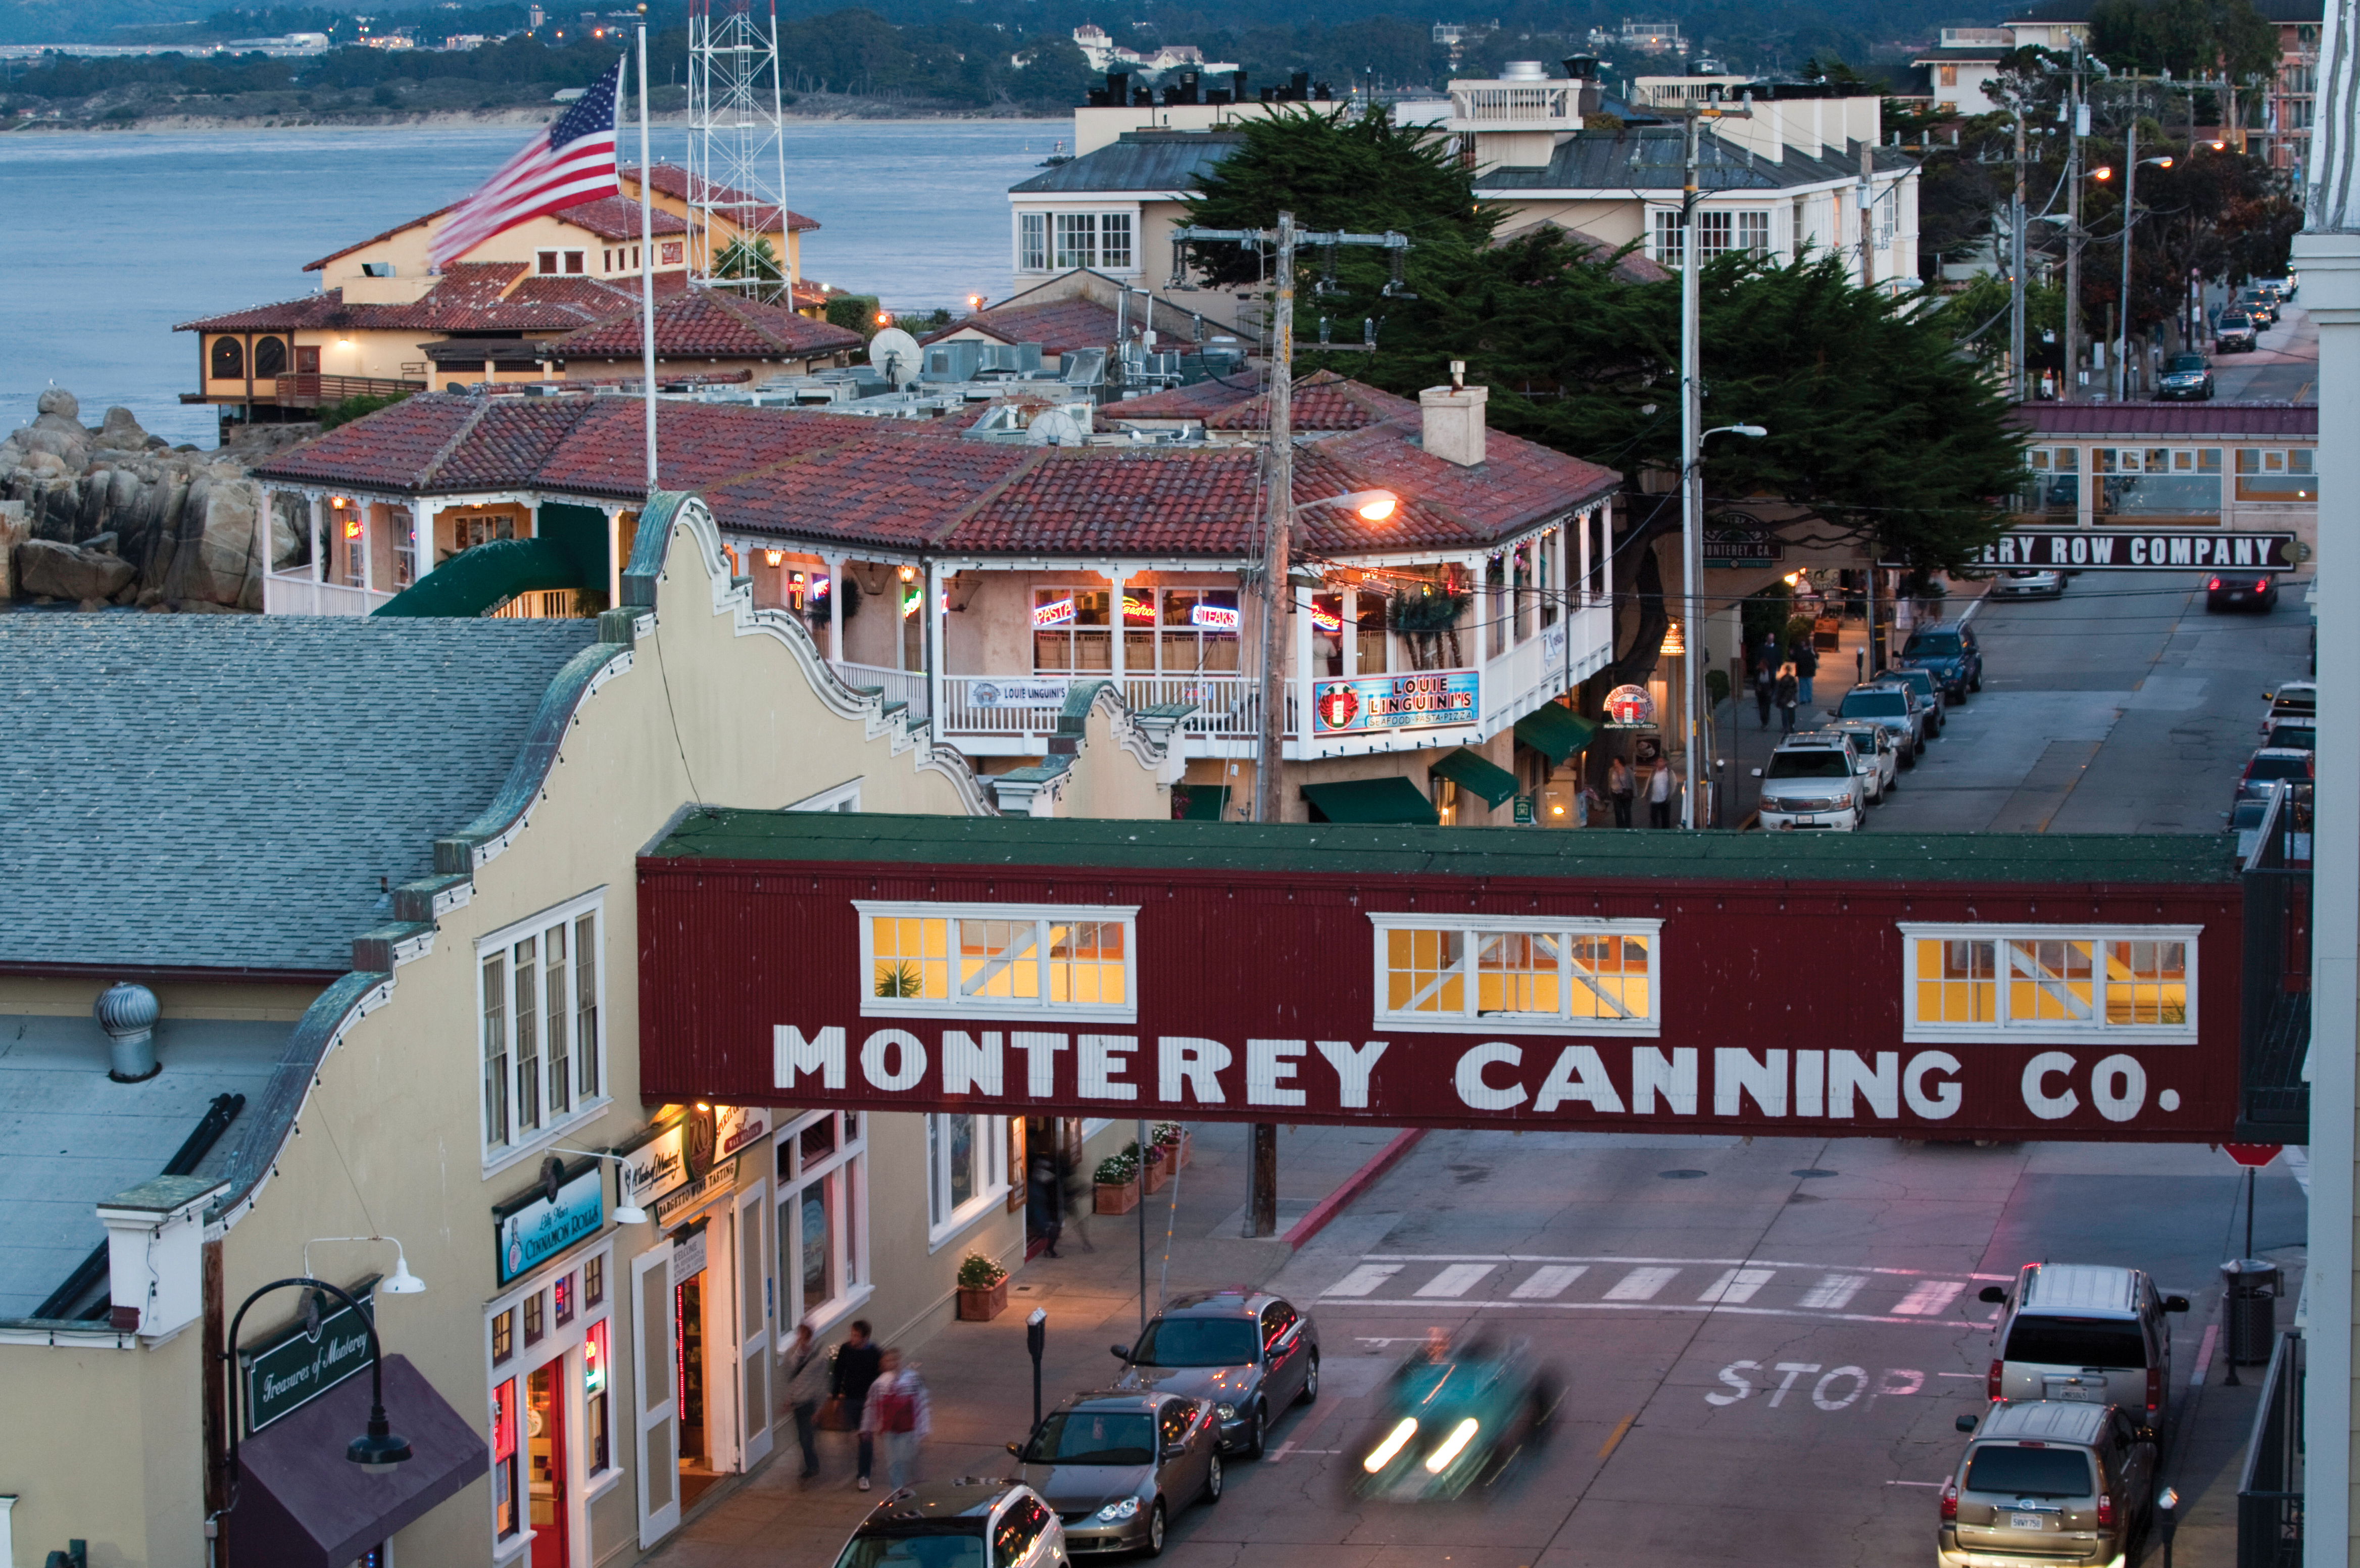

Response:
(685, 0), (792, 301)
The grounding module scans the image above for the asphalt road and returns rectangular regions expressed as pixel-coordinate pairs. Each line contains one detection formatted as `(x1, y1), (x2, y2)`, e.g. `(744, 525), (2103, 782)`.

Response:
(1862, 573), (2313, 835)
(2209, 303), (2317, 404)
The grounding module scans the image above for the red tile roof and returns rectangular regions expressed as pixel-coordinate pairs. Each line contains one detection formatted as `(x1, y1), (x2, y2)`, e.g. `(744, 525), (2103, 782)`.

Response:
(625, 163), (821, 233)
(257, 395), (497, 488)
(178, 269), (695, 340)
(1208, 370), (1416, 431)
(1098, 373), (1262, 427)
(921, 297), (1189, 357)
(2013, 401), (2318, 438)
(552, 287), (864, 360)
(555, 197), (689, 242)
(175, 291), (358, 333)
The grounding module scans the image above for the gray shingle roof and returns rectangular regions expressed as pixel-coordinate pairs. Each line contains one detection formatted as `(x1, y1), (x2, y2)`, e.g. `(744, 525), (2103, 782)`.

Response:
(0, 613), (598, 974)
(1478, 127), (1911, 194)
(1010, 130), (1245, 195)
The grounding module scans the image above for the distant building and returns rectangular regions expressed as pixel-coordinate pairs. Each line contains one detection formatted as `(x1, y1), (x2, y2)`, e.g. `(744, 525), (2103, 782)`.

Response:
(1912, 27), (2014, 117)
(1069, 24), (1235, 77)
(1619, 20), (1686, 55)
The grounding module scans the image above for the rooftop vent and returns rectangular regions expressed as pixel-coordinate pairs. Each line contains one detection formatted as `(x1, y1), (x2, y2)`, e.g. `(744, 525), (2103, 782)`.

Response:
(1501, 60), (1550, 79)
(97, 981), (161, 1083)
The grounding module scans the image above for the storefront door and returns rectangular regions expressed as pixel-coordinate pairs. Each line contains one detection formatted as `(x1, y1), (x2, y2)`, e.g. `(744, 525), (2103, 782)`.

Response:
(527, 1362), (569, 1568)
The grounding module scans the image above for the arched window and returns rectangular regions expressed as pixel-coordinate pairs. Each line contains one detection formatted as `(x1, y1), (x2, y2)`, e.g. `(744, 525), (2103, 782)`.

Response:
(210, 337), (244, 380)
(254, 336), (288, 378)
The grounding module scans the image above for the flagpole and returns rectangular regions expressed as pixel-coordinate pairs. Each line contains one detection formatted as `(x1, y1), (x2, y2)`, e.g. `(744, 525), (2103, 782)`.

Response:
(637, 21), (657, 496)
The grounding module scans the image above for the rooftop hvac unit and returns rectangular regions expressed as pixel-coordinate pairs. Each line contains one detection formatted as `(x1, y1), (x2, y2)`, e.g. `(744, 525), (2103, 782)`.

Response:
(921, 340), (984, 384)
(1060, 348), (1107, 388)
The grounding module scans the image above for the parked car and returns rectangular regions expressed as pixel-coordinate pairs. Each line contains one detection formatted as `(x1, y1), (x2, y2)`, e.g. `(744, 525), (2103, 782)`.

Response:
(2235, 747), (2314, 808)
(1012, 1390), (1222, 1556)
(2206, 572), (2278, 612)
(1832, 684), (1922, 764)
(1351, 1337), (1560, 1501)
(2154, 352), (2214, 401)
(2265, 719), (2316, 752)
(1899, 620), (1983, 701)
(1976, 1262), (2189, 1438)
(2215, 311), (2258, 352)
(1989, 568), (2066, 599)
(2259, 679), (2317, 737)
(1880, 665), (1949, 733)
(1821, 718), (1899, 801)
(2229, 795), (2272, 860)
(1938, 1400), (2158, 1568)
(2238, 288), (2280, 326)
(1113, 1289), (1318, 1458)
(2258, 273), (2297, 302)
(830, 1479), (1065, 1568)
(1753, 733), (1867, 831)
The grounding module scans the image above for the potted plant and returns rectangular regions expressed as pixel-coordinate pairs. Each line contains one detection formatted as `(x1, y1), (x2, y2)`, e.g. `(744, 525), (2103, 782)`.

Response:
(956, 1251), (1009, 1320)
(1142, 1138), (1170, 1194)
(1093, 1146), (1141, 1214)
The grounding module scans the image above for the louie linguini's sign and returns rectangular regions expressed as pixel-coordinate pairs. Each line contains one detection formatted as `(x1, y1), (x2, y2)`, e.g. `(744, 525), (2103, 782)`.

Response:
(1311, 670), (1479, 734)
(243, 1281), (376, 1433)
(494, 1159), (605, 1286)
(1983, 530), (2297, 571)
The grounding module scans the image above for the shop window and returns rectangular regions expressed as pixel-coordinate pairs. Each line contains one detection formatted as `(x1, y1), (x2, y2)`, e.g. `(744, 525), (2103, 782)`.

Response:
(2235, 447), (2317, 501)
(1370, 915), (1663, 1034)
(2092, 447), (2221, 523)
(478, 893), (608, 1162)
(777, 1109), (869, 1327)
(928, 1111), (1009, 1247)
(857, 903), (1138, 1022)
(491, 1305), (515, 1364)
(388, 507), (416, 590)
(584, 1317), (612, 1473)
(554, 1272), (574, 1327)
(210, 337), (244, 380)
(1019, 210), (1048, 271)
(523, 1290), (545, 1346)
(1115, 586), (1243, 677)
(2021, 448), (2080, 518)
(254, 336), (288, 378)
(1032, 587), (1113, 672)
(584, 1253), (604, 1308)
(1900, 924), (2196, 1042)
(492, 1377), (520, 1539)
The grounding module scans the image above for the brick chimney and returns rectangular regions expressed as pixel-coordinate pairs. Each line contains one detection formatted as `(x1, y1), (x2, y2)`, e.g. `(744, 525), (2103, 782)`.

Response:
(1419, 377), (1489, 467)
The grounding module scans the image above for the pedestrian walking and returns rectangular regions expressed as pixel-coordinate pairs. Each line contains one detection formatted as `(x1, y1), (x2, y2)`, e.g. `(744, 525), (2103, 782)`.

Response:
(1027, 1155), (1064, 1257)
(1753, 658), (1774, 727)
(862, 1350), (932, 1491)
(832, 1318), (884, 1490)
(1647, 758), (1680, 828)
(1776, 665), (1799, 734)
(782, 1321), (831, 1480)
(1754, 630), (1780, 681)
(1058, 1148), (1096, 1253)
(1607, 757), (1635, 828)
(1791, 638), (1818, 708)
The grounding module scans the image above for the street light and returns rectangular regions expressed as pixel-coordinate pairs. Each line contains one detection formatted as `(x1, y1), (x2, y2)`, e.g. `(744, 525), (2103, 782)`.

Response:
(303, 1236), (427, 1295)
(1680, 423), (1767, 828)
(1294, 488), (1398, 522)
(551, 1148), (652, 1224)
(222, 1278), (412, 1484)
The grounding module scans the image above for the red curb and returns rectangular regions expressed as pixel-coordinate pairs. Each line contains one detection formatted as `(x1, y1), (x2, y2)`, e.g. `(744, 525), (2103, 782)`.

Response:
(1283, 1129), (1427, 1251)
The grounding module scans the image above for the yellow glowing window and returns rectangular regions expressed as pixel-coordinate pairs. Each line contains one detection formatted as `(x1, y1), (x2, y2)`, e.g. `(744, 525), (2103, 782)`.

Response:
(2104, 940), (2187, 1024)
(1568, 934), (1649, 1021)
(871, 916), (949, 999)
(958, 918), (1041, 1000)
(1477, 933), (1561, 1015)
(1048, 922), (1126, 1006)
(1915, 939), (1996, 1023)
(1386, 928), (1465, 1014)
(2006, 939), (2094, 1021)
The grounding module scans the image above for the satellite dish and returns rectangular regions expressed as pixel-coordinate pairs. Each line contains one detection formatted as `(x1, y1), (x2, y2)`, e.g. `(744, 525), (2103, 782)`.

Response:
(868, 327), (923, 388)
(1026, 409), (1086, 447)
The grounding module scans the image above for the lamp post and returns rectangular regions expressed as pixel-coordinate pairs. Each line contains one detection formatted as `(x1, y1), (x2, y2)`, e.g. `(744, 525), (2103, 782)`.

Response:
(221, 1276), (412, 1502)
(1681, 423), (1766, 829)
(2093, 144), (2175, 400)
(550, 1147), (654, 1224)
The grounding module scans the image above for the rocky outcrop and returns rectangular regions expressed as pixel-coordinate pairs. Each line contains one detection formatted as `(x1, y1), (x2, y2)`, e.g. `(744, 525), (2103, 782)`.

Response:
(1, 388), (276, 612)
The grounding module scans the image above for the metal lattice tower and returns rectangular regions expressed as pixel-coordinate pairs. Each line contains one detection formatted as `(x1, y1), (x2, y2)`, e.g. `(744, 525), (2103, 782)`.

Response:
(685, 0), (792, 300)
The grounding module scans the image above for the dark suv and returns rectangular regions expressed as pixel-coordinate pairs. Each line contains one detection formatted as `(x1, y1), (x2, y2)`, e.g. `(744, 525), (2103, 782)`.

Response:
(2156, 352), (2214, 400)
(1899, 621), (1982, 703)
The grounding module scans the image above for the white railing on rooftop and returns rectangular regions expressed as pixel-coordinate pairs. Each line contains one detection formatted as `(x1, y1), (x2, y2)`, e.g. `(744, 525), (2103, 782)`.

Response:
(829, 659), (931, 719)
(1449, 83), (1577, 123)
(263, 572), (394, 617)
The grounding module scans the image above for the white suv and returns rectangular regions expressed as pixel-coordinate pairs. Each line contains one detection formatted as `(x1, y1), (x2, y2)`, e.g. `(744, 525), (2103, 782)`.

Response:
(1754, 735), (1866, 831)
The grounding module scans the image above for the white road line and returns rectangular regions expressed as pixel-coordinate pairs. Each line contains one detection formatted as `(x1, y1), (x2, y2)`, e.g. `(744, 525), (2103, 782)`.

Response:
(1799, 1273), (1871, 1311)
(2190, 1323), (2219, 1387)
(1605, 1266), (1680, 1301)
(1893, 1281), (1966, 1316)
(1414, 1263), (1497, 1298)
(1510, 1264), (1589, 1300)
(1322, 1264), (1405, 1298)
(1337, 1300), (1996, 1328)
(1363, 1253), (2011, 1281)
(1698, 1267), (1776, 1304)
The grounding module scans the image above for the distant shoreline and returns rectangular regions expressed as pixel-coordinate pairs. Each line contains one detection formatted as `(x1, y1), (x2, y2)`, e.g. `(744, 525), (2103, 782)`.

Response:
(0, 101), (1058, 134)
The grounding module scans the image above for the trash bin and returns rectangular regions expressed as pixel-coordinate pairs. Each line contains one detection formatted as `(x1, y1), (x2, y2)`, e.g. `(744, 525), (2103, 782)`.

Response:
(2221, 1257), (2280, 1365)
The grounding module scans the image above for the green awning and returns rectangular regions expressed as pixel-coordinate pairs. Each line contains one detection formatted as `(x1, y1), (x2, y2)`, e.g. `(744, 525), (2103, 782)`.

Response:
(1514, 702), (1597, 764)
(1300, 776), (1441, 825)
(1176, 783), (1230, 821)
(1427, 748), (1519, 808)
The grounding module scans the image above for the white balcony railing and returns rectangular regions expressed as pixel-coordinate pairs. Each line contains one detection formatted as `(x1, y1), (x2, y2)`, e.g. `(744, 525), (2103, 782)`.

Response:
(829, 660), (931, 719)
(941, 673), (1274, 740)
(262, 572), (395, 616)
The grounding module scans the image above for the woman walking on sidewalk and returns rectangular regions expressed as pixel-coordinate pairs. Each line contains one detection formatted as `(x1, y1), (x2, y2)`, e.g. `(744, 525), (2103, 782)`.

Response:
(782, 1321), (830, 1480)
(1776, 665), (1799, 734)
(863, 1350), (932, 1490)
(1607, 757), (1635, 828)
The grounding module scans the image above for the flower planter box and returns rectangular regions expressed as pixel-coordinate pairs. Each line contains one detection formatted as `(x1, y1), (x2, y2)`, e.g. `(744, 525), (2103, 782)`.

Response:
(957, 1278), (1009, 1321)
(1143, 1152), (1171, 1194)
(1157, 1132), (1192, 1172)
(1095, 1178), (1141, 1214)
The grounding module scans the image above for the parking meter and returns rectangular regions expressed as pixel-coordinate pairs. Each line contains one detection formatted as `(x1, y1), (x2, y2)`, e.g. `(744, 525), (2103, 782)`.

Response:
(1027, 1308), (1048, 1435)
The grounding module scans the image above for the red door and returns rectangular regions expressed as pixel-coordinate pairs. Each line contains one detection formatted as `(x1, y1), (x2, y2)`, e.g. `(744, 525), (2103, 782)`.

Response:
(528, 1363), (569, 1567)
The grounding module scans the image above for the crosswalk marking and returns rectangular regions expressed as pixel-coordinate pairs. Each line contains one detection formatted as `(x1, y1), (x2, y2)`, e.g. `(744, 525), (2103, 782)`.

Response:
(1604, 1266), (1680, 1301)
(1414, 1263), (1496, 1298)
(1324, 1264), (1404, 1298)
(1799, 1274), (1870, 1311)
(1698, 1267), (1776, 1304)
(1510, 1265), (1589, 1300)
(1892, 1281), (1965, 1316)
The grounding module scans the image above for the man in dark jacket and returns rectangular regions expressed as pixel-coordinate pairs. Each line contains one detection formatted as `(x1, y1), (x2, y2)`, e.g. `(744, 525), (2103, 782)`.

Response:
(832, 1319), (884, 1490)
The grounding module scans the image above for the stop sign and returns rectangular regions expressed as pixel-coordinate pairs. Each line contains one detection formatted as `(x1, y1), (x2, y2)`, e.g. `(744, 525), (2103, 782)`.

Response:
(2223, 1142), (2282, 1168)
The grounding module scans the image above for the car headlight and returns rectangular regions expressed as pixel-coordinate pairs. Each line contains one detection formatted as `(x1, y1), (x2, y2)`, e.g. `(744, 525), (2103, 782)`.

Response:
(1214, 1402), (1237, 1420)
(1424, 1417), (1481, 1473)
(1363, 1416), (1418, 1473)
(1095, 1498), (1141, 1522)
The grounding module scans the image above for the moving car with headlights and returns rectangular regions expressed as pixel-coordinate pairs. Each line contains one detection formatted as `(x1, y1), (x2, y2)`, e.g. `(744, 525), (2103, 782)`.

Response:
(1939, 1399), (2156, 1568)
(831, 1479), (1064, 1568)
(2206, 571), (2279, 612)
(2216, 311), (2257, 352)
(1899, 620), (1982, 702)
(1823, 717), (1899, 801)
(1833, 683), (1923, 764)
(1112, 1290), (1317, 1459)
(1353, 1337), (1559, 1502)
(1012, 1391), (1220, 1557)
(1989, 568), (2067, 599)
(1977, 1262), (2188, 1439)
(2238, 287), (2279, 326)
(1753, 734), (1866, 830)
(2155, 352), (2215, 400)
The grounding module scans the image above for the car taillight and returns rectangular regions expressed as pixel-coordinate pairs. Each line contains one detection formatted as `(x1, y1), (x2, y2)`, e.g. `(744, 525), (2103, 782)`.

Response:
(1941, 1481), (1959, 1521)
(2097, 1493), (2116, 1527)
(2146, 1366), (2161, 1415)
(2207, 576), (2223, 590)
(1988, 1358), (2003, 1400)
(2256, 579), (2270, 593)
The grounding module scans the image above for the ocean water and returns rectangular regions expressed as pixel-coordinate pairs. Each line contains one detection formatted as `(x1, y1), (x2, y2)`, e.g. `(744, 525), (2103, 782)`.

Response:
(0, 118), (1061, 447)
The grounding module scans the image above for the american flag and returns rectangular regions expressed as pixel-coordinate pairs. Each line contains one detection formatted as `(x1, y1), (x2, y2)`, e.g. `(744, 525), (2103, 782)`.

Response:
(430, 58), (625, 270)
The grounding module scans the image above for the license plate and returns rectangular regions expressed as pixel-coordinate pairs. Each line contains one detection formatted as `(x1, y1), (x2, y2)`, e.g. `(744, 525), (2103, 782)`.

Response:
(2053, 1385), (2097, 1402)
(2010, 1514), (2043, 1531)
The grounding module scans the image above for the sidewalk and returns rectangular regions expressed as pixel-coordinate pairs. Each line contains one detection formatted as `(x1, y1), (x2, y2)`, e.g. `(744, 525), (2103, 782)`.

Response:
(643, 1119), (1408, 1567)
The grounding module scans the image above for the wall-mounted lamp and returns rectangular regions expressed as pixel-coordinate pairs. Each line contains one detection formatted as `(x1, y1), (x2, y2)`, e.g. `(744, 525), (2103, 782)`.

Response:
(764, 548), (784, 567)
(1659, 621), (1686, 656)
(303, 1235), (427, 1295)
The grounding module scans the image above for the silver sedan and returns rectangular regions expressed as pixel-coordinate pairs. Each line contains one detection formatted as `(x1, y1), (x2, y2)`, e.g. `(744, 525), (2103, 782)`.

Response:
(1013, 1391), (1221, 1557)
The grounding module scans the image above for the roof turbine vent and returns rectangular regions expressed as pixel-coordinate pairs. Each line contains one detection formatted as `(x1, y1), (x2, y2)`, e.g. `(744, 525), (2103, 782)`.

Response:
(97, 981), (162, 1083)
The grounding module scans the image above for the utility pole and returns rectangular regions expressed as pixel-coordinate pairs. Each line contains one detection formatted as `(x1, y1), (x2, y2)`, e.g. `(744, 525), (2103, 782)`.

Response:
(2064, 39), (2086, 402)
(1859, 139), (1877, 289)
(2118, 109), (2138, 402)
(2011, 101), (2029, 401)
